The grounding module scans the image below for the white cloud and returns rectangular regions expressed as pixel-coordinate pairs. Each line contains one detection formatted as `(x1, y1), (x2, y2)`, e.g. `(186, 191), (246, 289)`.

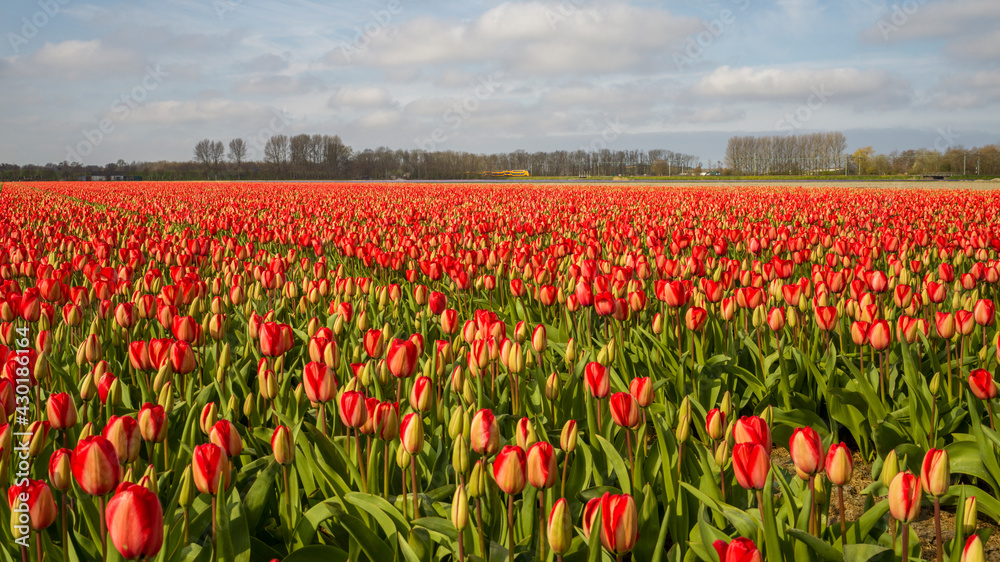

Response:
(690, 66), (910, 104)
(329, 86), (395, 109)
(323, 1), (702, 75)
(233, 75), (325, 95)
(7, 39), (144, 80)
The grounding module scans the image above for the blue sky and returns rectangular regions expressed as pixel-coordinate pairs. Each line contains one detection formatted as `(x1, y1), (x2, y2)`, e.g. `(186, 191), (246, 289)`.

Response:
(1, 0), (997, 165)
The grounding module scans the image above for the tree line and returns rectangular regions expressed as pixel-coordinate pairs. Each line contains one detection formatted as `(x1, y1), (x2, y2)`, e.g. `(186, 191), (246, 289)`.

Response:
(724, 131), (1000, 176)
(4, 131), (999, 181)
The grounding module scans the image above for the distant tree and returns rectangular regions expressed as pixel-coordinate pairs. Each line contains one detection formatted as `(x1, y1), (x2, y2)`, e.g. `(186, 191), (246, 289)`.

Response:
(209, 141), (224, 178)
(194, 139), (213, 177)
(264, 135), (289, 176)
(228, 139), (247, 178)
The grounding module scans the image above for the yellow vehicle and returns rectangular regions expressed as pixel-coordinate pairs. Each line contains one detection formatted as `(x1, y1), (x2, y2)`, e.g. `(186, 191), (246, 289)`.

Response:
(482, 170), (530, 179)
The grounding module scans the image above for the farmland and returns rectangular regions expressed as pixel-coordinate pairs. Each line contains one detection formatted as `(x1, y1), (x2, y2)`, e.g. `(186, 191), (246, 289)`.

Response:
(2, 180), (1000, 561)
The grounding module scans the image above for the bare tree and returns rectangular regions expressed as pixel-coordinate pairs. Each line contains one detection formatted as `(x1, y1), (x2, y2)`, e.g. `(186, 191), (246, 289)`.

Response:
(264, 135), (289, 176)
(209, 141), (224, 179)
(228, 139), (247, 178)
(194, 139), (213, 177)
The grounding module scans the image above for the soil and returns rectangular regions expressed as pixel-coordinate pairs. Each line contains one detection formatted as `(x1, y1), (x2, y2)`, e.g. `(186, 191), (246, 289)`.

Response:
(770, 447), (1000, 560)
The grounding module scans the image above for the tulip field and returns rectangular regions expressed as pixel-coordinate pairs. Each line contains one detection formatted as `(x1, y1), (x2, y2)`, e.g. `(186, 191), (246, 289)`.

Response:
(5, 180), (1000, 562)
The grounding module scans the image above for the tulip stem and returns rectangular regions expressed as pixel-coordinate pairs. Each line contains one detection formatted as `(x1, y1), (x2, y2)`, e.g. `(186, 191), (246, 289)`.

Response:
(20, 545), (27, 562)
(538, 491), (546, 561)
(946, 341), (953, 401)
(35, 532), (41, 562)
(838, 486), (846, 548)
(283, 465), (292, 544)
(476, 498), (486, 558)
(355, 429), (367, 492)
(934, 498), (942, 562)
(560, 451), (571, 498)
(507, 493), (515, 562)
(61, 492), (69, 562)
(384, 443), (391, 499)
(212, 496), (218, 562)
(987, 400), (996, 433)
(99, 496), (107, 562)
(901, 522), (909, 561)
(319, 403), (326, 436)
(411, 457), (419, 519)
(183, 507), (190, 543)
(808, 475), (817, 536)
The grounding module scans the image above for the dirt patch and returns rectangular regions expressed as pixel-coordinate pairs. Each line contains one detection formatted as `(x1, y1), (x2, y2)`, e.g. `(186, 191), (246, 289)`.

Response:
(770, 447), (1000, 560)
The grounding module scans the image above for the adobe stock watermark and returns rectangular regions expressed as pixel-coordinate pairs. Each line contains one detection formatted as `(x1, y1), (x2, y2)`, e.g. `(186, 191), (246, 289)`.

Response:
(214, 0), (245, 21)
(775, 85), (833, 133)
(7, 0), (73, 55)
(244, 107), (295, 161)
(874, 0), (931, 41)
(933, 126), (959, 152)
(580, 115), (625, 152)
(673, 0), (750, 71)
(545, 0), (590, 29)
(64, 65), (169, 163)
(336, 0), (411, 64)
(415, 72), (503, 151)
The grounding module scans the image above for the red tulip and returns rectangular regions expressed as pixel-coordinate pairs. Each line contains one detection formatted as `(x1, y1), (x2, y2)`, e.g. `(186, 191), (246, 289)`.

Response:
(732, 442), (770, 490)
(192, 443), (231, 495)
(72, 436), (120, 496)
(128, 341), (153, 371)
(526, 441), (557, 489)
(974, 299), (994, 326)
(850, 321), (869, 346)
(169, 340), (196, 374)
(470, 408), (500, 455)
(733, 416), (771, 455)
(815, 306), (837, 330)
(492, 445), (527, 495)
(868, 320), (891, 350)
(46, 392), (77, 430)
(399, 412), (424, 454)
(210, 420), (243, 457)
(609, 392), (640, 428)
(935, 312), (955, 339)
(373, 401), (400, 440)
(339, 391), (368, 429)
(719, 537), (764, 562)
(788, 427), (824, 479)
(428, 291), (447, 314)
(825, 443), (853, 486)
(7, 479), (57, 530)
(386, 339), (418, 378)
(363, 329), (384, 359)
(271, 425), (295, 465)
(45, 447), (72, 492)
(920, 448), (950, 497)
(629, 376), (653, 407)
(137, 403), (167, 443)
(888, 471), (921, 522)
(969, 369), (998, 400)
(584, 362), (609, 398)
(706, 408), (726, 441)
(106, 482), (164, 559)
(303, 362), (337, 403)
(685, 306), (708, 331)
(599, 492), (639, 555)
(102, 415), (141, 464)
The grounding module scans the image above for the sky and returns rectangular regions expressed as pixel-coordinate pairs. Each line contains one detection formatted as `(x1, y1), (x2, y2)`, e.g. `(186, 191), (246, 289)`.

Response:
(1, 0), (998, 166)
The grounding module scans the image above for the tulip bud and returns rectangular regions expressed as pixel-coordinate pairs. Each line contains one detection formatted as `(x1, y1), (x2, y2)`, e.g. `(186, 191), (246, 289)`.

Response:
(492, 445), (527, 495)
(720, 391), (732, 419)
(396, 444), (411, 470)
(560, 420), (578, 452)
(963, 535), (985, 562)
(48, 448), (73, 491)
(963, 496), (978, 535)
(706, 408), (726, 441)
(200, 403), (218, 435)
(789, 427), (824, 479)
(178, 466), (196, 507)
(888, 471), (921, 523)
(881, 449), (899, 488)
(547, 498), (573, 554)
(714, 439), (730, 468)
(271, 425), (295, 465)
(451, 484), (469, 530)
(825, 443), (853, 486)
(399, 413), (424, 455)
(545, 372), (560, 401)
(920, 448), (950, 497)
(468, 459), (487, 498)
(452, 434), (470, 475)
